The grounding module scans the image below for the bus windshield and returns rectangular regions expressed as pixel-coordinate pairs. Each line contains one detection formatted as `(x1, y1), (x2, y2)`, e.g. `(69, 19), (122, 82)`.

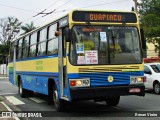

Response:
(69, 26), (142, 65)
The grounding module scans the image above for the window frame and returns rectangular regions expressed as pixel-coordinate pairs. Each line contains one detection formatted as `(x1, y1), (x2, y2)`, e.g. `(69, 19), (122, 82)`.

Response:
(46, 23), (58, 55)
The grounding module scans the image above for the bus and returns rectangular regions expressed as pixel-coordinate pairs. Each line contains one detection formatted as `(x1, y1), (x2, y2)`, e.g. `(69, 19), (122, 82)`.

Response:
(9, 10), (146, 112)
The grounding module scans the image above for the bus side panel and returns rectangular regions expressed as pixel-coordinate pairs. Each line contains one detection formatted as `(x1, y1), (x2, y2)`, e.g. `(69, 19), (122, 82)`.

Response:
(19, 72), (60, 95)
(14, 56), (60, 95)
(9, 73), (14, 85)
(20, 74), (45, 94)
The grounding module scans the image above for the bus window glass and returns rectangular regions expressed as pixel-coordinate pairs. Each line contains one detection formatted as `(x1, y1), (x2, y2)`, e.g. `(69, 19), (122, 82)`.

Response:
(23, 36), (30, 47)
(69, 26), (142, 65)
(22, 47), (28, 58)
(29, 45), (36, 57)
(48, 24), (57, 39)
(37, 42), (46, 55)
(18, 49), (22, 59)
(30, 32), (37, 45)
(47, 38), (58, 54)
(40, 28), (47, 42)
(22, 36), (29, 58)
(9, 43), (14, 61)
(18, 39), (23, 48)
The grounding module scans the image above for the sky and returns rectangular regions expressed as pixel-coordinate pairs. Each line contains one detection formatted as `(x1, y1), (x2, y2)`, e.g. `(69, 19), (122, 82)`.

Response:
(0, 0), (136, 27)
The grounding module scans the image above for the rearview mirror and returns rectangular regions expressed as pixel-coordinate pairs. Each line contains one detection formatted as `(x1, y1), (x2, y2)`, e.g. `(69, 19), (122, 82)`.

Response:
(140, 29), (147, 58)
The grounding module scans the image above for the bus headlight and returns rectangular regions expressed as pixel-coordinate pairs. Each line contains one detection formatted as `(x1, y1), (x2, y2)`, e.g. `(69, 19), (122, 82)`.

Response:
(69, 78), (90, 87)
(130, 76), (144, 85)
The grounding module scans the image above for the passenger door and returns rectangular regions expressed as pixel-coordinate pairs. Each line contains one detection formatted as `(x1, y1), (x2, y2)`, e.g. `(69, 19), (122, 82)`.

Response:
(58, 28), (68, 98)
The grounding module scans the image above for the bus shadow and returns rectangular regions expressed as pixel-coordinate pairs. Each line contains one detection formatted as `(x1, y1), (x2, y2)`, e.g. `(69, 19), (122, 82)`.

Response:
(31, 93), (133, 114)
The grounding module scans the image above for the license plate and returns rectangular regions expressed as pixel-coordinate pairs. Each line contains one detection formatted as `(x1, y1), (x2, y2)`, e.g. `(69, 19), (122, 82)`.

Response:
(129, 88), (141, 93)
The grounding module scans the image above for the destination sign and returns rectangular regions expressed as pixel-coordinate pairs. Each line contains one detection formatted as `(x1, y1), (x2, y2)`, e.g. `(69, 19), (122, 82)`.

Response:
(59, 17), (68, 27)
(72, 11), (137, 23)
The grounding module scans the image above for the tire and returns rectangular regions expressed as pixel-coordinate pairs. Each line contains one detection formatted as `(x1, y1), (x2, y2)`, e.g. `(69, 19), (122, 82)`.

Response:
(18, 80), (27, 98)
(53, 85), (66, 112)
(106, 96), (120, 106)
(154, 82), (160, 94)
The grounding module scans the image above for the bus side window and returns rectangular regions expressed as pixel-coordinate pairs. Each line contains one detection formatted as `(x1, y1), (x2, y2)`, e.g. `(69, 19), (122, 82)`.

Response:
(9, 43), (14, 61)
(22, 36), (29, 58)
(29, 32), (37, 57)
(18, 39), (23, 59)
(37, 28), (47, 56)
(47, 23), (58, 55)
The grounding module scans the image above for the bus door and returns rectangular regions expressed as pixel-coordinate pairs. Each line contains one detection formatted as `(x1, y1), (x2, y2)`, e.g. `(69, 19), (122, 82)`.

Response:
(58, 28), (68, 100)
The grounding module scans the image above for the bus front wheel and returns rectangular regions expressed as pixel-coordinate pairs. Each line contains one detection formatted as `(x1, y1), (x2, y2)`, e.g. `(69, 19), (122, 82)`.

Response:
(53, 85), (66, 112)
(106, 96), (120, 106)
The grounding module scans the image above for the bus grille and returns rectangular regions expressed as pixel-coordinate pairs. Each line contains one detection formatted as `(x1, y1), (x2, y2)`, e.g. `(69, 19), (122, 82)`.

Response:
(79, 66), (139, 73)
(78, 66), (141, 86)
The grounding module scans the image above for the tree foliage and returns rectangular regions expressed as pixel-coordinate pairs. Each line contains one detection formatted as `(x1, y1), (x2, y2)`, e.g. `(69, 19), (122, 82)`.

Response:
(0, 17), (21, 59)
(21, 21), (36, 35)
(138, 0), (160, 55)
(0, 17), (21, 45)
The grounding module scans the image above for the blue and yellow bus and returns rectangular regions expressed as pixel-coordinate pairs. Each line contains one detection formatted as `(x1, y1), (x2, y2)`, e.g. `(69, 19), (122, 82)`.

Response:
(9, 10), (146, 112)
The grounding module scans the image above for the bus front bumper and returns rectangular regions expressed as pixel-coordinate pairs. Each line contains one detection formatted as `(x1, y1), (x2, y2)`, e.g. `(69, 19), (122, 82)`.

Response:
(70, 85), (145, 101)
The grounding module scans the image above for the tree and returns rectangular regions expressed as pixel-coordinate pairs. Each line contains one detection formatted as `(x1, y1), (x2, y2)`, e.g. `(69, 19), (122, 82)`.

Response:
(0, 17), (21, 45)
(138, 0), (160, 56)
(0, 17), (21, 63)
(21, 21), (36, 35)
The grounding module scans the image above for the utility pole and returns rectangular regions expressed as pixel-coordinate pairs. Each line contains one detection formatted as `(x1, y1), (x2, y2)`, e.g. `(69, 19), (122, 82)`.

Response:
(133, 0), (138, 13)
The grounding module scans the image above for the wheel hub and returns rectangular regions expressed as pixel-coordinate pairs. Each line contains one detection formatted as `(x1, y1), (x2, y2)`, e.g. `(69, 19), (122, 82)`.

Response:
(155, 84), (160, 93)
(53, 90), (59, 106)
(19, 83), (22, 94)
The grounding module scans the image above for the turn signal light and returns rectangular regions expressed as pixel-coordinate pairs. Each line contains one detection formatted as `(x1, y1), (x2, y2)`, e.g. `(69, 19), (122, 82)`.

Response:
(70, 81), (76, 87)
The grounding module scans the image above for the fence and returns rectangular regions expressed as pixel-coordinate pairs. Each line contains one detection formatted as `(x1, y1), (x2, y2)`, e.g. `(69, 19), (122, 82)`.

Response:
(0, 64), (8, 75)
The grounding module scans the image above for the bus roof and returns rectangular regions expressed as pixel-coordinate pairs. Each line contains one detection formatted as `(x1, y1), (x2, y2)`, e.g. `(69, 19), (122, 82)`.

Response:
(14, 9), (137, 42)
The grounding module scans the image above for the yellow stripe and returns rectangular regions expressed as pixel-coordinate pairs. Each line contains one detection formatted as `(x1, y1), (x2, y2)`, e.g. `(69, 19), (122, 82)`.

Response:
(9, 58), (58, 72)
(9, 58), (143, 73)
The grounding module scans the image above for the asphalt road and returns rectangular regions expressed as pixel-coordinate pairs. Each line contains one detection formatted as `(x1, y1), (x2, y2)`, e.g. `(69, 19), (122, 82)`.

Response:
(0, 78), (160, 120)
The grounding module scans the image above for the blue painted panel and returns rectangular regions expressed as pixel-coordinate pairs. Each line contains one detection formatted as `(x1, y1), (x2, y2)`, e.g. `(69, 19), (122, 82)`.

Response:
(68, 71), (144, 87)
(9, 73), (14, 85)
(14, 71), (60, 95)
(42, 78), (49, 95)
